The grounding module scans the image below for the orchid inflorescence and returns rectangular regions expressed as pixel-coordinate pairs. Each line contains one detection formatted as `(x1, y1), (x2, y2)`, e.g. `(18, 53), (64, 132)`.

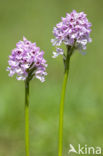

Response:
(51, 10), (92, 58)
(7, 37), (47, 82)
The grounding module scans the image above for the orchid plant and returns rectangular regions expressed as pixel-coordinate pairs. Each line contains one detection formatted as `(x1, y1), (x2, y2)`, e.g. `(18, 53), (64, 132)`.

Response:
(51, 10), (92, 156)
(7, 37), (47, 156)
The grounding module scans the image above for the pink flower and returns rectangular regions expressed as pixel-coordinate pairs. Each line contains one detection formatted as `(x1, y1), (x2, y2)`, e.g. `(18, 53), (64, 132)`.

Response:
(7, 37), (47, 82)
(51, 10), (92, 58)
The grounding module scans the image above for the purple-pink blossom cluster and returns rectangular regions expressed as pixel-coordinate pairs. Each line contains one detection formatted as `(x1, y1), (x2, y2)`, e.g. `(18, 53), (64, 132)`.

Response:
(51, 10), (92, 58)
(7, 37), (47, 82)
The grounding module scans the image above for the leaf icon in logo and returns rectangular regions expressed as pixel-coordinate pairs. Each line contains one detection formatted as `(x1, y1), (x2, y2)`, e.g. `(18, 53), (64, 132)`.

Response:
(68, 144), (78, 153)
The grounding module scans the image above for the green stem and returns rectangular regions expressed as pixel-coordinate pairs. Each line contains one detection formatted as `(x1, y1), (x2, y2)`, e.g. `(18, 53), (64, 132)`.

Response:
(25, 80), (30, 156)
(58, 51), (70, 156)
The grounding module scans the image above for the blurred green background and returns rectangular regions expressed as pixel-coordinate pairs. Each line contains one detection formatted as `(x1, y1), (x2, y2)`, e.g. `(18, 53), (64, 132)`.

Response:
(0, 0), (103, 155)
